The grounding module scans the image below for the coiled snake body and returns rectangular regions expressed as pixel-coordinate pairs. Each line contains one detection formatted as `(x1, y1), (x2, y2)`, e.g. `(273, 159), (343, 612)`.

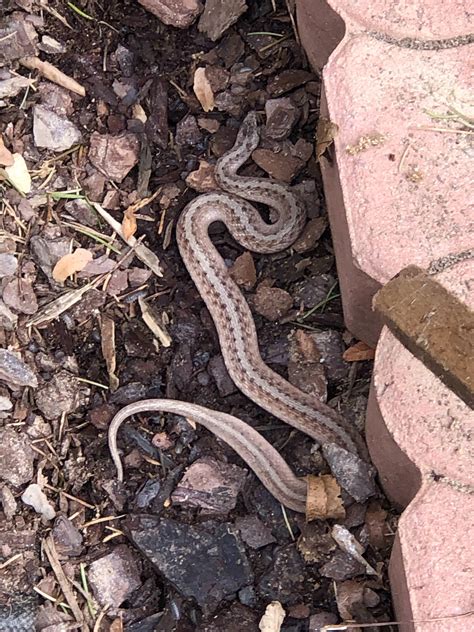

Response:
(108, 113), (367, 513)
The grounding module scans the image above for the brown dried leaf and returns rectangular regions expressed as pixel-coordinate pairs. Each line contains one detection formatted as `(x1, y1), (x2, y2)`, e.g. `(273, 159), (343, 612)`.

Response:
(306, 474), (345, 522)
(122, 207), (137, 241)
(193, 67), (215, 112)
(0, 136), (14, 167)
(259, 601), (286, 632)
(52, 248), (93, 282)
(343, 341), (375, 362)
(316, 117), (338, 161)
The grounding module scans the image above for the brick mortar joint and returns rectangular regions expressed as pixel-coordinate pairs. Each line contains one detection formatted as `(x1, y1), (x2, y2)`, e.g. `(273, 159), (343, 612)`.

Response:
(430, 472), (474, 495)
(368, 31), (474, 50)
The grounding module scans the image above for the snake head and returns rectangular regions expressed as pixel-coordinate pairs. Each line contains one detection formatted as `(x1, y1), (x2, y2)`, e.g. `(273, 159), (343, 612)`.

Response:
(234, 111), (260, 154)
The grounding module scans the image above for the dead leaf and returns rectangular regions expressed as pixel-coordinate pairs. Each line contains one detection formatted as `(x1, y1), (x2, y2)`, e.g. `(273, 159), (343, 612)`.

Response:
(306, 474), (345, 522)
(0, 136), (14, 167)
(316, 117), (338, 161)
(122, 207), (137, 240)
(343, 341), (375, 362)
(52, 248), (93, 282)
(193, 67), (215, 112)
(259, 601), (286, 632)
(100, 316), (119, 391)
(4, 153), (31, 194)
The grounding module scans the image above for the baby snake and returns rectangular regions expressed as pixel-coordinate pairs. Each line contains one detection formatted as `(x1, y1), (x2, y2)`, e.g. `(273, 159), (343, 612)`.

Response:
(108, 112), (368, 513)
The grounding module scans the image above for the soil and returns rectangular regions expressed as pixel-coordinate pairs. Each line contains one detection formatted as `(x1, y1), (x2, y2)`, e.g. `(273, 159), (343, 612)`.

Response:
(0, 1), (398, 630)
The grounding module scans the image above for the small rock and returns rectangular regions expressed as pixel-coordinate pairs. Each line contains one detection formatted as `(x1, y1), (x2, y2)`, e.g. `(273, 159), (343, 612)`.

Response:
(152, 432), (174, 450)
(287, 603), (311, 619)
(171, 456), (247, 513)
(252, 148), (303, 183)
(33, 105), (81, 151)
(204, 65), (230, 92)
(77, 254), (116, 278)
(230, 251), (256, 290)
(126, 516), (252, 610)
(88, 132), (139, 183)
(138, 0), (202, 28)
(208, 354), (237, 396)
(81, 171), (106, 201)
(322, 443), (377, 504)
(29, 234), (70, 282)
(21, 484), (55, 521)
(198, 0), (247, 41)
(0, 76), (34, 99)
(38, 35), (66, 54)
(198, 116), (220, 133)
(185, 160), (218, 192)
(0, 395), (12, 411)
(52, 516), (83, 557)
(214, 91), (242, 117)
(35, 370), (86, 420)
(293, 138), (314, 162)
(297, 521), (336, 563)
(3, 277), (38, 314)
(293, 274), (337, 310)
(364, 501), (389, 550)
(310, 330), (349, 384)
(0, 13), (38, 63)
(238, 585), (257, 607)
(175, 114), (202, 146)
(134, 479), (162, 510)
(105, 269), (129, 295)
(88, 545), (142, 610)
(320, 550), (365, 581)
(292, 217), (328, 253)
(210, 124), (238, 156)
(267, 70), (315, 97)
(0, 485), (18, 520)
(63, 198), (99, 227)
(26, 415), (52, 440)
(0, 300), (17, 330)
(199, 602), (258, 631)
(0, 253), (18, 277)
(265, 98), (298, 140)
(216, 31), (245, 67)
(38, 83), (73, 116)
(258, 545), (305, 604)
(234, 515), (276, 549)
(128, 267), (152, 287)
(309, 611), (338, 631)
(288, 328), (327, 402)
(0, 349), (38, 388)
(253, 285), (293, 321)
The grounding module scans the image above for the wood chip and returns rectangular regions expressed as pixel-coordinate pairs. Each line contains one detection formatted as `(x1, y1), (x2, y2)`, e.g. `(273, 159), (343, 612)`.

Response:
(100, 316), (119, 391)
(20, 56), (86, 96)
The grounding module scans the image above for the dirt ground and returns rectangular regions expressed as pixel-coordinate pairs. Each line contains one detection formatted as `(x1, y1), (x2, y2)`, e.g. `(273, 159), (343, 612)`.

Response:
(0, 1), (397, 630)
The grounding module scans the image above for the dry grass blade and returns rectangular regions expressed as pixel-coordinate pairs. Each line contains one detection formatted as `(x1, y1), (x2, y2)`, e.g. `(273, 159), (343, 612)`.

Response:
(42, 534), (84, 623)
(26, 277), (103, 327)
(91, 202), (163, 277)
(100, 315), (119, 391)
(138, 296), (172, 347)
(20, 56), (86, 96)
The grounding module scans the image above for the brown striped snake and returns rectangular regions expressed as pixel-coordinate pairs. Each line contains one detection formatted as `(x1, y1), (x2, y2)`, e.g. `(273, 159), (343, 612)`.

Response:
(108, 112), (368, 513)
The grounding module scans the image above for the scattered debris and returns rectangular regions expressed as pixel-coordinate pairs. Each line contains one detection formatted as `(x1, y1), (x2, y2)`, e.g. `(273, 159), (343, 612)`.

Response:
(322, 444), (377, 504)
(88, 545), (142, 611)
(33, 105), (81, 151)
(258, 600), (286, 632)
(198, 0), (248, 42)
(253, 284), (293, 321)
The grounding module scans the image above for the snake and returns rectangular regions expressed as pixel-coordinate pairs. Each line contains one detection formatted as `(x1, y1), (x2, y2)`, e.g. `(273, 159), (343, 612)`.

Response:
(108, 112), (368, 513)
